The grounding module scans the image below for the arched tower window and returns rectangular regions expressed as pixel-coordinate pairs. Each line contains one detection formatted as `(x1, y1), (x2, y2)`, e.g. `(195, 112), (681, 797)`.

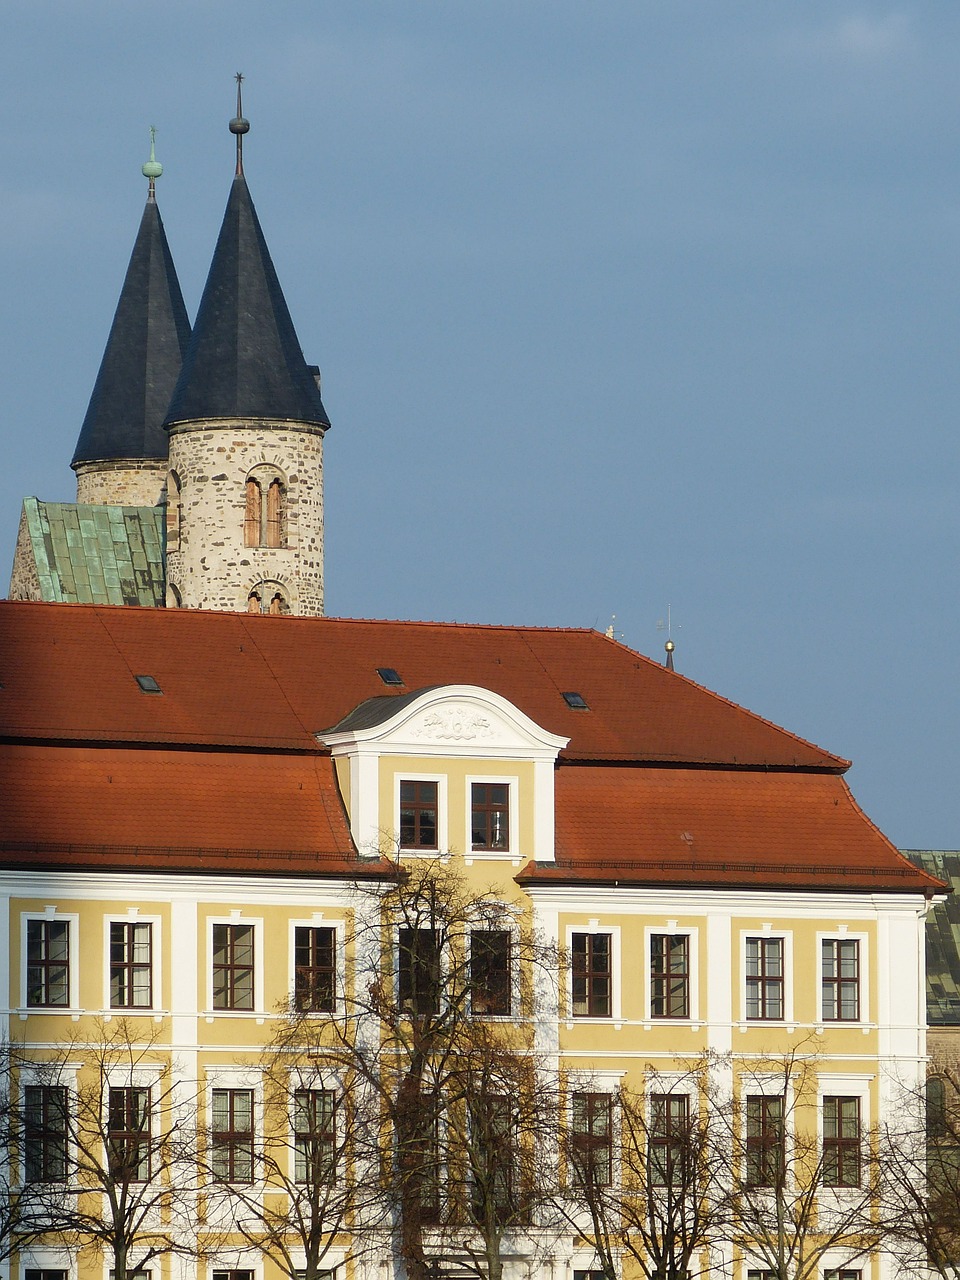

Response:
(246, 581), (290, 616)
(267, 480), (284, 548)
(166, 583), (182, 609)
(244, 468), (287, 548)
(166, 472), (182, 551)
(244, 479), (262, 547)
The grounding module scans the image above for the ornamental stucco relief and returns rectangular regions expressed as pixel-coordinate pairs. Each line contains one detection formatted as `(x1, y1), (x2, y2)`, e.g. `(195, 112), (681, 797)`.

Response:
(409, 705), (498, 743)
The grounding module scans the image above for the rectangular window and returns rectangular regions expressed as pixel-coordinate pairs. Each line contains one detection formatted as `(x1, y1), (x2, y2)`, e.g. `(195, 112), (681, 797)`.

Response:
(571, 1092), (612, 1187)
(746, 1095), (784, 1187)
(213, 1273), (255, 1280)
(649, 1093), (689, 1187)
(26, 919), (70, 1007)
(108, 1086), (151, 1182)
(407, 1093), (441, 1223)
(212, 924), (254, 1011)
(470, 930), (511, 1016)
(110, 922), (153, 1009)
(471, 783), (509, 851)
(470, 1093), (515, 1217)
(650, 934), (689, 1019)
(293, 1088), (336, 1184)
(822, 939), (860, 1021)
(823, 1096), (861, 1187)
(824, 1272), (860, 1280)
(746, 937), (783, 1020)
(399, 780), (438, 849)
(572, 933), (611, 1018)
(211, 1088), (254, 1183)
(747, 1273), (778, 1280)
(25, 1272), (69, 1280)
(24, 1084), (68, 1182)
(398, 928), (440, 1016)
(294, 926), (336, 1013)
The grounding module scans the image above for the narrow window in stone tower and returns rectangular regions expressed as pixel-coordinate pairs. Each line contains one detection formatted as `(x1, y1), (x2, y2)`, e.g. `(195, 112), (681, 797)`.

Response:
(267, 479), (284, 547)
(166, 471), (181, 551)
(247, 591), (262, 614)
(244, 479), (262, 547)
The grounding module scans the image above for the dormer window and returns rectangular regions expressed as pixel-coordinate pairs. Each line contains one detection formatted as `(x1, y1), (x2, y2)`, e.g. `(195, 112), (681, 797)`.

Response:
(400, 781), (438, 849)
(471, 783), (509, 851)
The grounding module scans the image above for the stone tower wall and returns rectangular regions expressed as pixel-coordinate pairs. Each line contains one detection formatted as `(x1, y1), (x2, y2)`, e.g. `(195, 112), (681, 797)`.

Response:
(166, 420), (325, 616)
(74, 460), (167, 507)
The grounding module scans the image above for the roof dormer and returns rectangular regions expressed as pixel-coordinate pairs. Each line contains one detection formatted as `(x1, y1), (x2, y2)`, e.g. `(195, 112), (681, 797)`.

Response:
(317, 685), (568, 864)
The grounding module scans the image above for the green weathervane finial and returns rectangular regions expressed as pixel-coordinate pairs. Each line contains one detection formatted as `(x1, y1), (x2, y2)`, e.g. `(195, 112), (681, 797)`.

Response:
(229, 72), (250, 177)
(142, 126), (163, 200)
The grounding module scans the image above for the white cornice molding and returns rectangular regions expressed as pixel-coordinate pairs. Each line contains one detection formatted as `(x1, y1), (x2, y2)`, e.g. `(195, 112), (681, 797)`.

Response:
(318, 684), (569, 761)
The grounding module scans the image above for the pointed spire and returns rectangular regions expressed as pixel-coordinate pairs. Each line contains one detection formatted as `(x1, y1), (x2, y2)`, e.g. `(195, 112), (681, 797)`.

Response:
(664, 639), (675, 671)
(164, 87), (329, 430)
(71, 152), (191, 470)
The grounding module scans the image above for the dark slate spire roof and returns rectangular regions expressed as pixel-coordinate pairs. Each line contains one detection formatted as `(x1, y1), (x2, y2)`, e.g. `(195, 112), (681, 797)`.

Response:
(72, 199), (191, 467)
(164, 176), (330, 429)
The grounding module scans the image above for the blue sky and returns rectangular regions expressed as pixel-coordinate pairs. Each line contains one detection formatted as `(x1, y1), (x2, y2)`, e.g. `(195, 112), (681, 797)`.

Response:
(2, 3), (958, 847)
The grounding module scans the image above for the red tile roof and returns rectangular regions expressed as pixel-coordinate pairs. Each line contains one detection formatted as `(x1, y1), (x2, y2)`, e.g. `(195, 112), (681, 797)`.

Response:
(0, 602), (846, 769)
(0, 743), (366, 876)
(521, 765), (939, 892)
(0, 601), (938, 895)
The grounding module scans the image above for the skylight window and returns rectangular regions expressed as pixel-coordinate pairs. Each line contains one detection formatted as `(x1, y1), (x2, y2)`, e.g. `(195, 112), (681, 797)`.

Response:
(562, 691), (589, 709)
(377, 667), (404, 687)
(135, 675), (162, 695)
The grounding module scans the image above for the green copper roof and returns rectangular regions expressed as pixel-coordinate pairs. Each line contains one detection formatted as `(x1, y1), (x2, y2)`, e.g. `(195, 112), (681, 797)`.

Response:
(904, 849), (960, 1025)
(19, 498), (165, 607)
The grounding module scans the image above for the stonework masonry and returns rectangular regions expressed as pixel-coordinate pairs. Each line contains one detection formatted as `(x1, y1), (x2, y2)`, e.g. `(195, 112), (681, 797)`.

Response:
(75, 460), (167, 507)
(166, 418), (326, 615)
(8, 507), (42, 601)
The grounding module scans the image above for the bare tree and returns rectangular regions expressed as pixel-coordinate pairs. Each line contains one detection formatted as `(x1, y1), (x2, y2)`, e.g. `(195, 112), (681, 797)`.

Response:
(880, 1055), (960, 1280)
(286, 858), (561, 1280)
(726, 1043), (879, 1280)
(198, 1019), (380, 1280)
(10, 1018), (199, 1280)
(560, 1059), (732, 1280)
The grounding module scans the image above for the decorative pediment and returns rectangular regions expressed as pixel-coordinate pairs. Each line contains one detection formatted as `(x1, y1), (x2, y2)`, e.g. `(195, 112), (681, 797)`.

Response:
(319, 685), (568, 761)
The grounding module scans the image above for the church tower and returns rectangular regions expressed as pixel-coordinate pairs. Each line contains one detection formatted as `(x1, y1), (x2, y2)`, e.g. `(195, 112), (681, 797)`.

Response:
(71, 132), (191, 507)
(163, 84), (330, 616)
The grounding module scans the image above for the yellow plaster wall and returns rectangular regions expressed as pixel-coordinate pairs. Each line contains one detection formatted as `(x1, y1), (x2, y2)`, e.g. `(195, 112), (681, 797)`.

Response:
(376, 753), (536, 861)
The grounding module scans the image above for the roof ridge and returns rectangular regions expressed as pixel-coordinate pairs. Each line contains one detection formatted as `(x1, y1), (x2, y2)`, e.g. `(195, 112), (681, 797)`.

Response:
(598, 630), (849, 771)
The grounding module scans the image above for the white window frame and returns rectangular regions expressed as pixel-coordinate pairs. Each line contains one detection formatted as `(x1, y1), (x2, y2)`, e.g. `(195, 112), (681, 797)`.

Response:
(19, 1063), (79, 1184)
(739, 929), (793, 1024)
(286, 1068), (343, 1186)
(19, 1250), (74, 1280)
(21, 910), (79, 1014)
(102, 911), (162, 1014)
(644, 925), (699, 1024)
(206, 1068), (263, 1197)
(817, 930), (869, 1026)
(288, 916), (344, 1015)
(205, 914), (264, 1016)
(739, 1068), (795, 1190)
(393, 771), (448, 856)
(818, 1074), (872, 1197)
(468, 914), (520, 1020)
(567, 1069), (624, 1188)
(464, 774), (519, 860)
(566, 922), (622, 1023)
